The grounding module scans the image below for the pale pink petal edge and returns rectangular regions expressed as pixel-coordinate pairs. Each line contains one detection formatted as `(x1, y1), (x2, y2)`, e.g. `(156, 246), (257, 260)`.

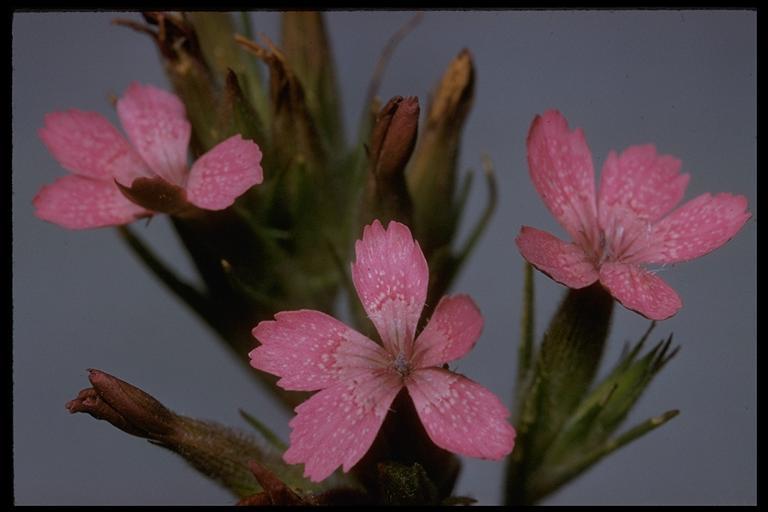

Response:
(407, 368), (515, 460)
(515, 226), (599, 289)
(413, 294), (484, 368)
(186, 135), (264, 210)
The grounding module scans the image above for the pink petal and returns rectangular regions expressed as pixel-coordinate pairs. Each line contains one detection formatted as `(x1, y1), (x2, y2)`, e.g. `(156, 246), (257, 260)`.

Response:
(412, 295), (483, 368)
(406, 368), (515, 460)
(283, 372), (402, 482)
(599, 262), (682, 320)
(39, 110), (150, 184)
(641, 193), (751, 264)
(33, 175), (149, 230)
(116, 82), (191, 186)
(351, 220), (428, 357)
(598, 145), (689, 225)
(515, 226), (599, 288)
(250, 310), (389, 392)
(527, 110), (599, 250)
(186, 135), (264, 210)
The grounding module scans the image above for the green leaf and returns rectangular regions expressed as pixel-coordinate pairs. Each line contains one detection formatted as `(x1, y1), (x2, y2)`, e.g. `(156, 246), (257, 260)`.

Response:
(238, 409), (287, 451)
(281, 12), (344, 153)
(216, 69), (266, 146)
(426, 157), (498, 308)
(560, 330), (679, 453)
(116, 225), (224, 339)
(187, 11), (269, 128)
(527, 410), (679, 503)
(235, 34), (327, 171)
(505, 283), (614, 505)
(527, 284), (614, 456)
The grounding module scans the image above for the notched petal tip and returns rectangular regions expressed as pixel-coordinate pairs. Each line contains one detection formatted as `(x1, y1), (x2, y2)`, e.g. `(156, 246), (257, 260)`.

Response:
(352, 218), (429, 353)
(185, 134), (264, 211)
(33, 175), (149, 230)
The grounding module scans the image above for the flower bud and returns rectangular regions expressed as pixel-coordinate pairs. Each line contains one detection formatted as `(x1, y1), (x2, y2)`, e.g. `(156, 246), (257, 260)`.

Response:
(371, 96), (419, 179)
(66, 369), (297, 498)
(362, 96), (419, 225)
(407, 49), (475, 259)
(66, 369), (177, 438)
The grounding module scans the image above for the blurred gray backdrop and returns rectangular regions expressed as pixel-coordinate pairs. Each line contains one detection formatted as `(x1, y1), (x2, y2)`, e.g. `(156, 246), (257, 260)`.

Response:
(12, 10), (756, 505)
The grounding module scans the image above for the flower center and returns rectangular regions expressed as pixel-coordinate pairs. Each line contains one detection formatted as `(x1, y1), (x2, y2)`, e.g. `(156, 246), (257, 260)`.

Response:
(392, 351), (411, 377)
(583, 208), (653, 266)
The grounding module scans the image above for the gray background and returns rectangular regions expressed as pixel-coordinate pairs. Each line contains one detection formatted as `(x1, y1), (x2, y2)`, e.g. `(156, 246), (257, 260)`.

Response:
(12, 11), (756, 505)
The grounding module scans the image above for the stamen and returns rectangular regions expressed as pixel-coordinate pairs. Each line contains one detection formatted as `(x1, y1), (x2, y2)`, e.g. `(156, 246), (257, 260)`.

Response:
(393, 352), (410, 376)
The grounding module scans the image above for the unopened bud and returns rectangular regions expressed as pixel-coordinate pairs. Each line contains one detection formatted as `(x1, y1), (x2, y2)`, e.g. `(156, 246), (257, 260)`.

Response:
(407, 49), (475, 259)
(66, 369), (288, 498)
(66, 369), (177, 438)
(362, 96), (419, 225)
(370, 96), (419, 179)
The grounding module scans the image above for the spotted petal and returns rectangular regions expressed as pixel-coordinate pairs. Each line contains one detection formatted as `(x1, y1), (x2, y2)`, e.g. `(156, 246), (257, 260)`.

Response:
(406, 368), (515, 460)
(599, 262), (682, 320)
(351, 220), (428, 356)
(598, 144), (689, 225)
(250, 310), (389, 392)
(33, 175), (149, 230)
(186, 135), (264, 210)
(283, 372), (402, 482)
(39, 110), (150, 185)
(515, 226), (599, 288)
(117, 82), (191, 186)
(641, 193), (751, 264)
(413, 295), (483, 368)
(527, 110), (599, 249)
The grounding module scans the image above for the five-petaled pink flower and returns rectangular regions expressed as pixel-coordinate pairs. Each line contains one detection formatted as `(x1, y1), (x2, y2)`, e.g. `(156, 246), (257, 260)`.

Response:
(516, 110), (750, 320)
(35, 82), (263, 229)
(249, 220), (516, 482)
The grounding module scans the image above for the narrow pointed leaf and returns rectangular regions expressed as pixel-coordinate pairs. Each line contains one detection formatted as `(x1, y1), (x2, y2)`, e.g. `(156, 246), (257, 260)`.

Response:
(281, 11), (343, 152)
(117, 225), (224, 338)
(238, 409), (286, 451)
(528, 410), (679, 503)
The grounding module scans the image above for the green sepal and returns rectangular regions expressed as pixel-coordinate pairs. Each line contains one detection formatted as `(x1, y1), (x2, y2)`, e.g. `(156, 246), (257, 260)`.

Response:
(376, 461), (439, 506)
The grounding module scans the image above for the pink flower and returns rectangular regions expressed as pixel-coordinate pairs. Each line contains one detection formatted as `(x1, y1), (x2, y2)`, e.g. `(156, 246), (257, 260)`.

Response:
(249, 220), (516, 482)
(516, 110), (751, 320)
(34, 82), (263, 229)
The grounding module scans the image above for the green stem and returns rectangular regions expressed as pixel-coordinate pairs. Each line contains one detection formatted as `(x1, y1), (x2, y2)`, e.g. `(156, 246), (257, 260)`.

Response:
(517, 263), (535, 397)
(116, 225), (225, 339)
